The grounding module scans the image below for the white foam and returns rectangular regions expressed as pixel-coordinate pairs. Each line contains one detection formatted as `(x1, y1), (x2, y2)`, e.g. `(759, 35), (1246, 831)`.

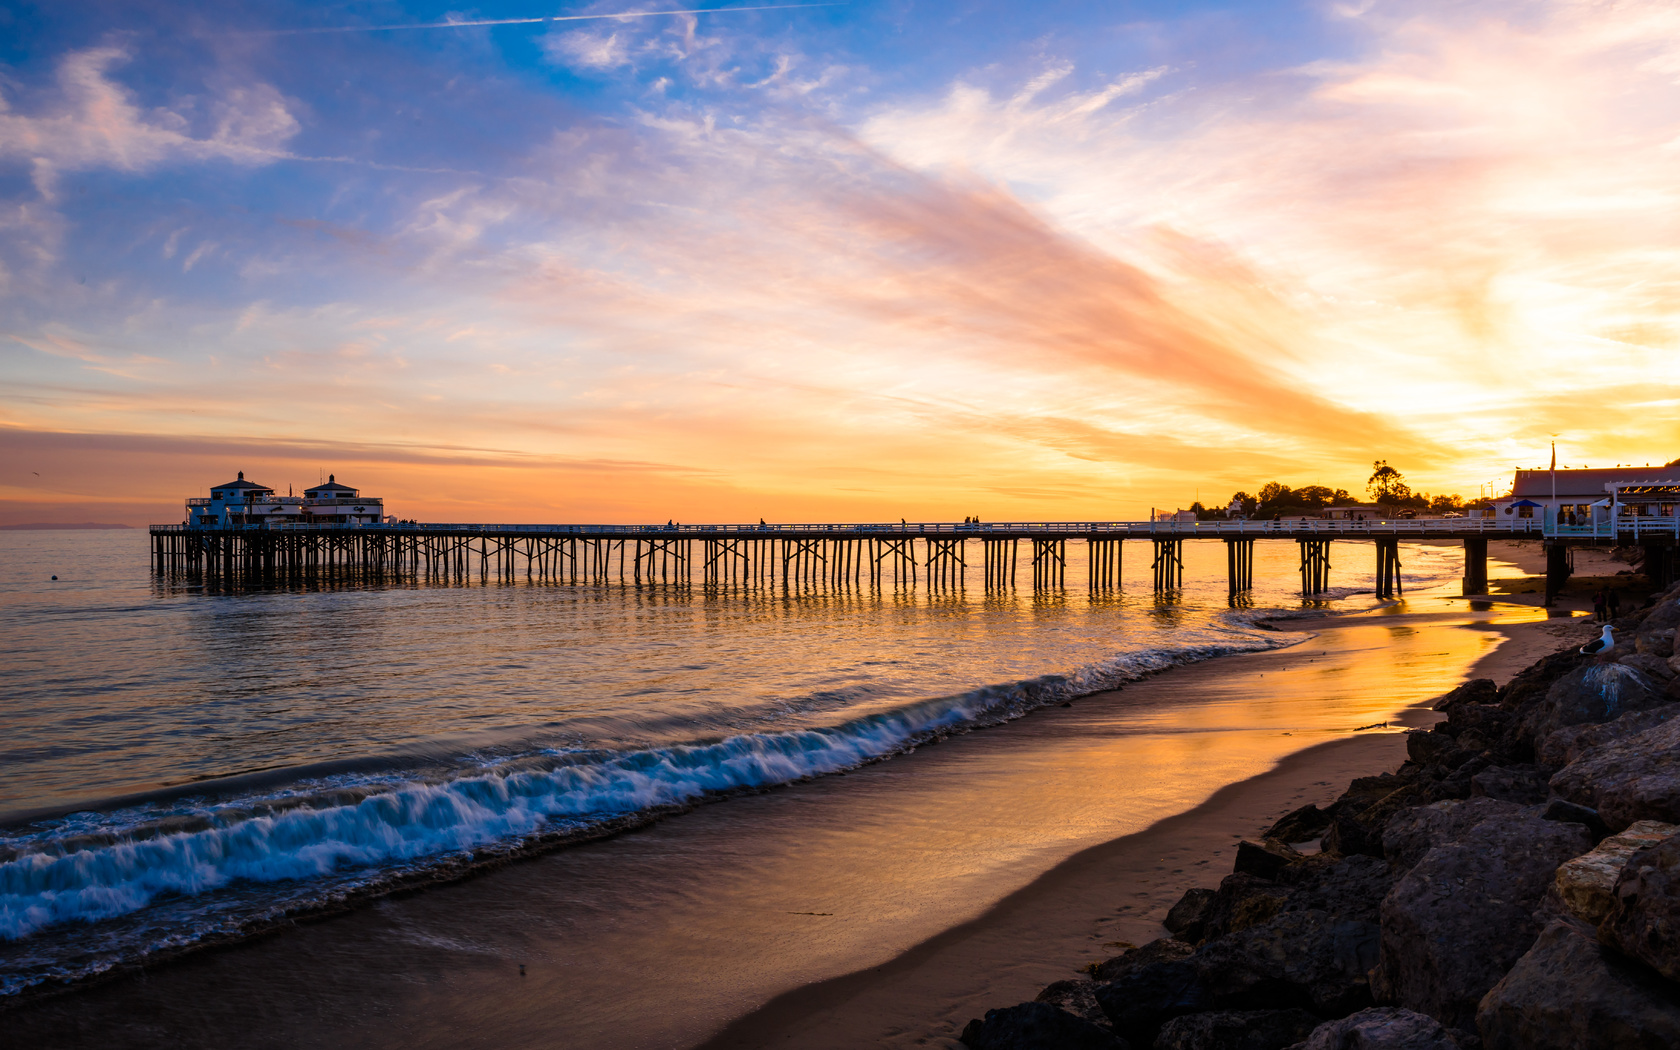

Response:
(0, 634), (1292, 947)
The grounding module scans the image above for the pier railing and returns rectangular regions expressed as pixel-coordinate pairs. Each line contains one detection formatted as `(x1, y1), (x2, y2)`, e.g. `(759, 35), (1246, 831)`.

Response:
(148, 518), (1563, 538)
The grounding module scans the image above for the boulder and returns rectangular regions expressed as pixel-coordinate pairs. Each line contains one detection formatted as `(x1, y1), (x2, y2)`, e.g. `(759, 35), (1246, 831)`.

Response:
(1290, 1007), (1460, 1049)
(1550, 716), (1680, 831)
(1089, 937), (1195, 983)
(1538, 706), (1680, 769)
(1522, 663), (1665, 747)
(1380, 798), (1527, 873)
(1374, 811), (1592, 1028)
(1266, 804), (1335, 845)
(1094, 957), (1212, 1047)
(1634, 630), (1675, 659)
(1194, 907), (1381, 1016)
(1035, 979), (1110, 1028)
(1325, 784), (1428, 858)
(1433, 678), (1497, 711)
(1541, 798), (1611, 842)
(1154, 1009), (1320, 1050)
(960, 1001), (1127, 1050)
(1621, 652), (1676, 682)
(1194, 856), (1397, 1017)
(1600, 831), (1680, 982)
(1235, 840), (1303, 880)
(1476, 919), (1680, 1050)
(1165, 889), (1219, 943)
(1404, 730), (1456, 768)
(1197, 873), (1292, 941)
(1641, 598), (1680, 636)
(1554, 821), (1679, 924)
(1469, 765), (1549, 804)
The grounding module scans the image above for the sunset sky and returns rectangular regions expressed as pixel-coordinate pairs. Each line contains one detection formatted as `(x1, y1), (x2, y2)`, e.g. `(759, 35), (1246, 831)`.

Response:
(3, 0), (1678, 525)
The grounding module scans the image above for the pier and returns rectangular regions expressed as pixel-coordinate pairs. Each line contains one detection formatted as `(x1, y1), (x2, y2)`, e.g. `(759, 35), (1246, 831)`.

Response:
(148, 517), (1680, 597)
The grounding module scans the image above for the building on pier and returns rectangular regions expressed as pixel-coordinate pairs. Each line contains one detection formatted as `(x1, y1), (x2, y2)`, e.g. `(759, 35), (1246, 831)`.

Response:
(183, 472), (384, 528)
(1493, 467), (1679, 524)
(302, 475), (384, 525)
(185, 472), (302, 528)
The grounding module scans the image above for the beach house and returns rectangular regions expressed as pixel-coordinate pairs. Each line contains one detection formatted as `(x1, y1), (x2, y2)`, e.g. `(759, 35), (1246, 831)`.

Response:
(301, 475), (385, 525)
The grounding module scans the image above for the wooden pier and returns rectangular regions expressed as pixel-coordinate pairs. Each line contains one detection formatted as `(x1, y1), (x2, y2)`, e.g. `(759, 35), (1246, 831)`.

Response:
(150, 516), (1680, 598)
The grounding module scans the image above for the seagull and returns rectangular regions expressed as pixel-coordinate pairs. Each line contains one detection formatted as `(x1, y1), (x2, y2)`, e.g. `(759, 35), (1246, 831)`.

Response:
(1580, 625), (1615, 656)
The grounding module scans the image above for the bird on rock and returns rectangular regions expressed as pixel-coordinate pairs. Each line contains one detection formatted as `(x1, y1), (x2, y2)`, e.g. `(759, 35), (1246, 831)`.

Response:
(1580, 624), (1614, 657)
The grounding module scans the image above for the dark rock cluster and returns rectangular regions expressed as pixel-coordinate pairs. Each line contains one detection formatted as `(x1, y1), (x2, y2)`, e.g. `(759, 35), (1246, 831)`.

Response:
(959, 582), (1680, 1050)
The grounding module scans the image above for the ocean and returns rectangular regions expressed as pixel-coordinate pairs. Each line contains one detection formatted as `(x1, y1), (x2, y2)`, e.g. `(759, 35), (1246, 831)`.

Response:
(0, 528), (1480, 998)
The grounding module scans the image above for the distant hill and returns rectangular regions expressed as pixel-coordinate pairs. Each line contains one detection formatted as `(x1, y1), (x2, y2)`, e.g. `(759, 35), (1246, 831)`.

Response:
(0, 522), (136, 531)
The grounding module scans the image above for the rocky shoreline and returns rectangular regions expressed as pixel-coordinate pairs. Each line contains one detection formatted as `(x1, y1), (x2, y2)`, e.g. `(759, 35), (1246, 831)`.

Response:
(958, 583), (1680, 1050)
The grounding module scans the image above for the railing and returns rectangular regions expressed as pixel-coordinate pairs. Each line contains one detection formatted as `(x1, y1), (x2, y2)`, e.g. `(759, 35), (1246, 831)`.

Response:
(150, 518), (1561, 537)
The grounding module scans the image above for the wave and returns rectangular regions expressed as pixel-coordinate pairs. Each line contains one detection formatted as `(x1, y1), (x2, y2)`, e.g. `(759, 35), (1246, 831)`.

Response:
(0, 627), (1299, 997)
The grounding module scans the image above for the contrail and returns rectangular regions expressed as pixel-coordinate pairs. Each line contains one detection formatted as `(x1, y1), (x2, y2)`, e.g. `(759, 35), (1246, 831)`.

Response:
(263, 3), (840, 35)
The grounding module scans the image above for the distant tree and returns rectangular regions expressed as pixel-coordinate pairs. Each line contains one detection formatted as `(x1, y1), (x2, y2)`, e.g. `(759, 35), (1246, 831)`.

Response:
(1230, 491), (1256, 516)
(1368, 461), (1408, 503)
(1331, 488), (1357, 506)
(1257, 481), (1290, 507)
(1294, 485), (1337, 509)
(1667, 456), (1680, 468)
(1429, 493), (1466, 515)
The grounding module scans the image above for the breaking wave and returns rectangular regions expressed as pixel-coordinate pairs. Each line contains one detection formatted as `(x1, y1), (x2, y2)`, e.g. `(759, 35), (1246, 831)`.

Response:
(0, 626), (1299, 995)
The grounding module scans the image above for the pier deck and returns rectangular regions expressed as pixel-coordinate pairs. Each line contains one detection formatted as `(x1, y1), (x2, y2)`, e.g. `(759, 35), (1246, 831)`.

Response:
(148, 517), (1680, 598)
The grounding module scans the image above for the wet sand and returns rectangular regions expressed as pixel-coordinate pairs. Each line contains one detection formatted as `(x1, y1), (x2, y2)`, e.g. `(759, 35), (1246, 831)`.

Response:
(5, 599), (1577, 1049)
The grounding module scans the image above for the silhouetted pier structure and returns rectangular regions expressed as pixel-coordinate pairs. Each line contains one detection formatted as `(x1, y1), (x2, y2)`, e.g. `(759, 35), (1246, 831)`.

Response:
(148, 516), (1680, 598)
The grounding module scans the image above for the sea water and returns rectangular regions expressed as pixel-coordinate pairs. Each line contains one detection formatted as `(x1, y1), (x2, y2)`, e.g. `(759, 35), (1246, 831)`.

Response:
(0, 529), (1476, 996)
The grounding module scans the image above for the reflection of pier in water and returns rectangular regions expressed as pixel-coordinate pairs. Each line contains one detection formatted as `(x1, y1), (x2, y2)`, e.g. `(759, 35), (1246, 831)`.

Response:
(151, 517), (1680, 599)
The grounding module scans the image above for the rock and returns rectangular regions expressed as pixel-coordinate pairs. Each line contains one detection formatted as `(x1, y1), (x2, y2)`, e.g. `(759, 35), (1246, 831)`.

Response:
(1374, 811), (1592, 1028)
(1550, 716), (1680, 831)
(1089, 937), (1195, 983)
(1635, 631), (1674, 659)
(1523, 664), (1665, 747)
(1404, 729), (1455, 767)
(1442, 702), (1514, 743)
(1497, 648), (1589, 719)
(1469, 765), (1549, 804)
(1267, 804), (1335, 845)
(1325, 784), (1427, 859)
(1291, 1007), (1460, 1049)
(1641, 598), (1680, 635)
(1621, 652), (1676, 681)
(1165, 889), (1218, 943)
(1197, 874), (1292, 941)
(1601, 831), (1680, 982)
(1434, 679), (1497, 711)
(1035, 979), (1110, 1028)
(1235, 840), (1301, 880)
(1153, 1008), (1320, 1049)
(1541, 798), (1611, 842)
(1094, 958), (1212, 1047)
(1194, 855), (1397, 1017)
(1537, 706), (1680, 769)
(1380, 798), (1527, 873)
(1194, 907), (1381, 1016)
(1433, 755), (1491, 802)
(960, 1001), (1127, 1050)
(1554, 821), (1680, 924)
(1476, 919), (1680, 1050)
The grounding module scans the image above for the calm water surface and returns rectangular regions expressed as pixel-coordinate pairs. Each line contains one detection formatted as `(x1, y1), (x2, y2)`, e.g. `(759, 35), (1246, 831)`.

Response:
(0, 529), (1487, 996)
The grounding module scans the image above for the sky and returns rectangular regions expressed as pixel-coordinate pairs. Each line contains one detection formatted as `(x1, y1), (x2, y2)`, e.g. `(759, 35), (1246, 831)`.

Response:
(2, 0), (1678, 526)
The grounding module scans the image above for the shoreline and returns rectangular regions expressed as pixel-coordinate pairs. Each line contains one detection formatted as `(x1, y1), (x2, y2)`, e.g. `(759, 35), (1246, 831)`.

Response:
(0, 597), (1564, 1047)
(693, 608), (1583, 1049)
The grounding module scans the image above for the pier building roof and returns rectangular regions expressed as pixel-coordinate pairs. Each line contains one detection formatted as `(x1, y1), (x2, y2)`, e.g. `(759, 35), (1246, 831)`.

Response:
(1510, 466), (1676, 498)
(211, 472), (272, 497)
(305, 475), (358, 496)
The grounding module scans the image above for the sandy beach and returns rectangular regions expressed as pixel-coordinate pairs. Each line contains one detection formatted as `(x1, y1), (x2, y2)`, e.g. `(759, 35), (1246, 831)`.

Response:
(2, 591), (1588, 1050)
